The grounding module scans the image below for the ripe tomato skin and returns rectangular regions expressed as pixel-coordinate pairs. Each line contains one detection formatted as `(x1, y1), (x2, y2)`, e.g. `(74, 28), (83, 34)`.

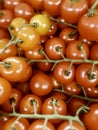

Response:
(24, 44), (44, 60)
(75, 63), (98, 88)
(42, 96), (67, 124)
(63, 80), (82, 95)
(4, 0), (24, 11)
(2, 117), (30, 130)
(30, 72), (53, 96)
(84, 86), (98, 98)
(30, 14), (51, 36)
(60, 0), (88, 24)
(19, 94), (42, 114)
(67, 97), (86, 116)
(37, 60), (53, 72)
(28, 119), (56, 130)
(0, 56), (28, 82)
(65, 40), (90, 61)
(0, 9), (14, 29)
(29, 0), (44, 10)
(16, 26), (40, 51)
(83, 103), (98, 130)
(78, 10), (98, 41)
(46, 20), (57, 36)
(59, 27), (78, 44)
(18, 64), (33, 82)
(1, 88), (22, 112)
(45, 37), (66, 60)
(0, 29), (10, 39)
(43, 0), (62, 17)
(0, 77), (12, 104)
(0, 38), (17, 60)
(90, 43), (98, 60)
(53, 62), (75, 84)
(14, 2), (35, 21)
(51, 91), (67, 101)
(58, 120), (86, 130)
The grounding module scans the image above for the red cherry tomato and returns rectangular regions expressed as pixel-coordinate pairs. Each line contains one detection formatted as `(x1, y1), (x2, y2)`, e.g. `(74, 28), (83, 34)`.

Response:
(14, 2), (35, 21)
(45, 37), (66, 60)
(42, 96), (67, 124)
(0, 77), (12, 104)
(1, 88), (22, 112)
(2, 117), (30, 130)
(30, 72), (53, 96)
(75, 63), (98, 88)
(78, 10), (98, 41)
(43, 0), (62, 17)
(58, 120), (86, 130)
(0, 9), (14, 29)
(60, 0), (88, 24)
(53, 62), (75, 84)
(83, 103), (98, 130)
(0, 56), (28, 82)
(19, 94), (42, 114)
(28, 119), (55, 130)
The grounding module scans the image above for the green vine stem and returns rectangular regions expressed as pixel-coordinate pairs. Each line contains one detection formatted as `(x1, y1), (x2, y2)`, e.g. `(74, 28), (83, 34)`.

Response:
(88, 0), (98, 16)
(54, 88), (98, 102)
(0, 35), (23, 54)
(49, 17), (77, 29)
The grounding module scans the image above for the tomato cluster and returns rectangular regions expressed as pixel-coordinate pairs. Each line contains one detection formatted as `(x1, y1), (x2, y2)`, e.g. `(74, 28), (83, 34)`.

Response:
(0, 0), (98, 130)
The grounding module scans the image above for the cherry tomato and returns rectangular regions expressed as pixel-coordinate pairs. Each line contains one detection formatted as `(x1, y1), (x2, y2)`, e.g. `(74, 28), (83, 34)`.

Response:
(37, 60), (53, 72)
(59, 27), (78, 44)
(83, 103), (98, 130)
(0, 38), (17, 60)
(0, 9), (14, 29)
(24, 44), (44, 60)
(57, 16), (68, 30)
(58, 120), (86, 130)
(45, 37), (66, 60)
(18, 64), (33, 82)
(84, 86), (98, 98)
(42, 96), (67, 124)
(29, 0), (44, 10)
(28, 119), (55, 130)
(67, 97), (86, 116)
(53, 62), (75, 84)
(9, 17), (28, 36)
(15, 82), (31, 96)
(46, 20), (57, 36)
(0, 77), (12, 104)
(43, 0), (62, 17)
(63, 80), (82, 95)
(60, 0), (88, 24)
(30, 72), (53, 96)
(75, 63), (98, 88)
(78, 10), (98, 41)
(30, 14), (51, 36)
(1, 88), (22, 112)
(90, 43), (98, 60)
(14, 2), (35, 21)
(19, 94), (42, 114)
(51, 91), (67, 101)
(16, 26), (40, 51)
(49, 73), (61, 89)
(65, 40), (90, 61)
(0, 56), (28, 82)
(4, 0), (24, 11)
(2, 117), (30, 130)
(0, 28), (10, 39)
